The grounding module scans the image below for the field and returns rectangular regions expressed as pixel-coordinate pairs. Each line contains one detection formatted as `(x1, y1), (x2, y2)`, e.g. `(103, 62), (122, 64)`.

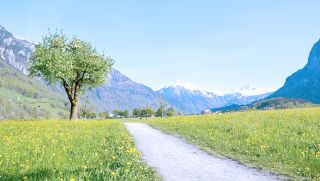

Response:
(0, 121), (157, 181)
(148, 108), (320, 179)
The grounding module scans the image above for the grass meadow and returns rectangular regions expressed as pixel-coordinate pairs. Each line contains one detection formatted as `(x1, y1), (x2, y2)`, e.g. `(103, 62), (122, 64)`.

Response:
(148, 108), (320, 179)
(0, 120), (157, 181)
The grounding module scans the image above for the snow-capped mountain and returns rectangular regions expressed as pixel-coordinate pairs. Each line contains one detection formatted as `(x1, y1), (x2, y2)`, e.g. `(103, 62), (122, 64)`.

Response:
(157, 81), (274, 114)
(159, 80), (215, 98)
(0, 25), (34, 74)
(234, 85), (275, 97)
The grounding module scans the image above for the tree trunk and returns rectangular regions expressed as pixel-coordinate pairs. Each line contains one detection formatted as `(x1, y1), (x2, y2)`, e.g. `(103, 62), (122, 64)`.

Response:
(70, 103), (78, 120)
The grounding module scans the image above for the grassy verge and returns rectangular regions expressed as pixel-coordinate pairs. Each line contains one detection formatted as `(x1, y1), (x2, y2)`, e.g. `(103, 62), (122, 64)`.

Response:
(0, 120), (158, 181)
(148, 108), (320, 179)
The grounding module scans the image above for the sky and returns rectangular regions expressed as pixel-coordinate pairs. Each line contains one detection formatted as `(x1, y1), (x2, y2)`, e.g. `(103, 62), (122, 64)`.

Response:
(1, 0), (320, 91)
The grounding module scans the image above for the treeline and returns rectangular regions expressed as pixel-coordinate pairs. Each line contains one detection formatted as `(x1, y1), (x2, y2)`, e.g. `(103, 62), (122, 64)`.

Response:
(79, 106), (176, 119)
(78, 99), (177, 120)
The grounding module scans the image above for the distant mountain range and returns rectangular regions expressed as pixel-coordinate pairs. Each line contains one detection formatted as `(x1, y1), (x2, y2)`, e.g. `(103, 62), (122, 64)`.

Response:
(0, 25), (278, 118)
(269, 39), (320, 103)
(157, 80), (274, 113)
(86, 69), (160, 112)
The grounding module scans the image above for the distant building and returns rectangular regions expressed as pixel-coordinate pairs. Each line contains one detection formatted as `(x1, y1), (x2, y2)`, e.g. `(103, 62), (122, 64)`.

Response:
(201, 109), (212, 115)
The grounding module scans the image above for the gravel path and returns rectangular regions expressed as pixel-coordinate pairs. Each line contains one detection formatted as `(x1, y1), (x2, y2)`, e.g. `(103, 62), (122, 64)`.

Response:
(125, 122), (280, 181)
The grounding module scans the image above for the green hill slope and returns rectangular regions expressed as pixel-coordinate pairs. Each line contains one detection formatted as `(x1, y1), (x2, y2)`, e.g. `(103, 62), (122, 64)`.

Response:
(211, 98), (315, 113)
(0, 61), (69, 119)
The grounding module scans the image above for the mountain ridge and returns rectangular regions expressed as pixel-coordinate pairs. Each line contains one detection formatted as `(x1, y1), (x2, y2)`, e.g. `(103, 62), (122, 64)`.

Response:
(157, 81), (274, 113)
(269, 38), (320, 103)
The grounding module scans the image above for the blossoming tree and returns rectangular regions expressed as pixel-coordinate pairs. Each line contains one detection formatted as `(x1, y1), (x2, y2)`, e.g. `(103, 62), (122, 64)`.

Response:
(30, 31), (113, 120)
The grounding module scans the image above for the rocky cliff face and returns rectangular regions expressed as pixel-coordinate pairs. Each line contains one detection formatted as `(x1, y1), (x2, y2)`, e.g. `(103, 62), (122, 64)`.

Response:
(269, 39), (320, 103)
(0, 25), (33, 74)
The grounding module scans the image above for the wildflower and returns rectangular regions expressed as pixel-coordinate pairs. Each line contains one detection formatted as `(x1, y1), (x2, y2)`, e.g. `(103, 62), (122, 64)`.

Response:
(127, 148), (136, 153)
(111, 171), (117, 176)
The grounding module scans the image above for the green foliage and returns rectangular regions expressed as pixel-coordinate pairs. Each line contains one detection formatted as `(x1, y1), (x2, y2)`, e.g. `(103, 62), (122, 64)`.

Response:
(132, 108), (141, 118)
(99, 111), (110, 119)
(29, 31), (113, 88)
(0, 121), (157, 180)
(252, 98), (314, 110)
(29, 30), (113, 119)
(112, 110), (129, 118)
(86, 110), (97, 119)
(123, 110), (129, 118)
(149, 108), (320, 179)
(140, 107), (155, 118)
(212, 98), (316, 113)
(155, 108), (164, 117)
(155, 98), (167, 117)
(79, 110), (97, 119)
(166, 107), (175, 117)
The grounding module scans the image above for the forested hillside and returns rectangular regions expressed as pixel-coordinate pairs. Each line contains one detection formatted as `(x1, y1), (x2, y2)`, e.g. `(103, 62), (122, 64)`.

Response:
(0, 61), (68, 119)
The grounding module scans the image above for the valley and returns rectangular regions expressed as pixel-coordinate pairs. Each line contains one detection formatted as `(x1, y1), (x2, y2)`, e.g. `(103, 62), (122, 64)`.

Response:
(1, 1), (320, 180)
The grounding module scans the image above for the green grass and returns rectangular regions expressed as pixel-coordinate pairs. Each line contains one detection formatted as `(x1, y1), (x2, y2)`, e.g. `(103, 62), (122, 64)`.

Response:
(119, 117), (156, 122)
(0, 120), (158, 181)
(148, 108), (320, 179)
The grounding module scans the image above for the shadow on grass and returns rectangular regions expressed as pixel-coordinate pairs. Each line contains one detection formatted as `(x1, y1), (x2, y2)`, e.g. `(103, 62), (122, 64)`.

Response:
(0, 168), (53, 181)
(0, 168), (111, 181)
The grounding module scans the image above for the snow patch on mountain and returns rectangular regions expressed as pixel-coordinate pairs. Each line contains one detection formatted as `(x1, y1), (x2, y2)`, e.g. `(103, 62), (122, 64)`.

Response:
(159, 80), (215, 98)
(172, 80), (204, 91)
(159, 80), (274, 97)
(235, 85), (275, 96)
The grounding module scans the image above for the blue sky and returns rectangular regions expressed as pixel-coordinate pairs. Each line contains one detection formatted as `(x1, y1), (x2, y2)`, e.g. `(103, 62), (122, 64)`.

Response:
(2, 0), (320, 91)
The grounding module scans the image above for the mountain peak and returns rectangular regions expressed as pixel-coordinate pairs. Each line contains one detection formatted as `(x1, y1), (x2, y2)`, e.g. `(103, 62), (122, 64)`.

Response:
(269, 38), (320, 103)
(171, 80), (204, 92)
(160, 81), (274, 97)
(305, 38), (320, 69)
(0, 25), (34, 74)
